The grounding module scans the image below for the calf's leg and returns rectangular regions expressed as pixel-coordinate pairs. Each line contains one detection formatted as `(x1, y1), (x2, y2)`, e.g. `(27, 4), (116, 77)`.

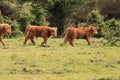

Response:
(86, 37), (91, 45)
(64, 37), (69, 44)
(69, 39), (74, 46)
(30, 36), (35, 45)
(41, 38), (48, 45)
(0, 37), (6, 47)
(24, 36), (29, 45)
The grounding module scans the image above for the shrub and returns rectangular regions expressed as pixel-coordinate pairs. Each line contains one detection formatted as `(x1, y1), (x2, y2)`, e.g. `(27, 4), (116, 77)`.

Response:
(104, 18), (120, 46)
(31, 4), (49, 26)
(11, 20), (23, 37)
(87, 9), (105, 37)
(0, 11), (4, 23)
(12, 2), (35, 32)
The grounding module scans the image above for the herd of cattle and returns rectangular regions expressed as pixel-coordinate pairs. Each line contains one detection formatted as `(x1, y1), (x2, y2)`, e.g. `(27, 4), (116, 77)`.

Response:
(0, 23), (98, 47)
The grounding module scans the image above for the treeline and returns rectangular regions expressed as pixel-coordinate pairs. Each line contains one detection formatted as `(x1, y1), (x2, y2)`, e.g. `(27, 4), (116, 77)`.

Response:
(0, 0), (120, 45)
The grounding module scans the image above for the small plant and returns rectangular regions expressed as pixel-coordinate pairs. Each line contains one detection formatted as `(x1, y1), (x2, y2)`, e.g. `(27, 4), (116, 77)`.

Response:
(103, 18), (120, 46)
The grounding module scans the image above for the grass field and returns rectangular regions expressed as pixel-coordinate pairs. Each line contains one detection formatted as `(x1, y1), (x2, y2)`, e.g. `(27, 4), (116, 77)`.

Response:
(0, 38), (120, 80)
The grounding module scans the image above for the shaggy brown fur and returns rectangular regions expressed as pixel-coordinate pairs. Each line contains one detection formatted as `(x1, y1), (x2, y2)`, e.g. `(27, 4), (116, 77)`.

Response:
(0, 24), (11, 47)
(24, 25), (57, 46)
(64, 26), (98, 46)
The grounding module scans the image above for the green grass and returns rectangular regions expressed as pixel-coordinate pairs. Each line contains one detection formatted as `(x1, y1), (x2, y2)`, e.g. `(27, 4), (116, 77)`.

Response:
(0, 38), (120, 80)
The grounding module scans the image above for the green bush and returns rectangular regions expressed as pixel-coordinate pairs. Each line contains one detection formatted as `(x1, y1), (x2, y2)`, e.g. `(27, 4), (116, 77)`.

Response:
(11, 20), (23, 37)
(87, 10), (105, 37)
(31, 4), (49, 26)
(12, 2), (35, 32)
(104, 18), (120, 46)
(0, 11), (4, 23)
(87, 10), (120, 46)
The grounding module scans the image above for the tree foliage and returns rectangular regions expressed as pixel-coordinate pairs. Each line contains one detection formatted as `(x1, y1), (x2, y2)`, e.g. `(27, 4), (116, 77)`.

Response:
(97, 0), (120, 20)
(31, 4), (48, 26)
(48, 0), (73, 35)
(12, 2), (35, 32)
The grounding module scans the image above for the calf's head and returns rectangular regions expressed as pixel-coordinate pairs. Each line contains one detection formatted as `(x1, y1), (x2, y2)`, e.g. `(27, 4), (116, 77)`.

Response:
(3, 24), (11, 35)
(48, 27), (57, 36)
(89, 26), (98, 35)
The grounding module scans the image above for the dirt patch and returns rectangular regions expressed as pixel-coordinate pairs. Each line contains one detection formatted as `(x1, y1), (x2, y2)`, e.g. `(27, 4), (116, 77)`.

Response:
(90, 59), (103, 63)
(77, 51), (105, 55)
